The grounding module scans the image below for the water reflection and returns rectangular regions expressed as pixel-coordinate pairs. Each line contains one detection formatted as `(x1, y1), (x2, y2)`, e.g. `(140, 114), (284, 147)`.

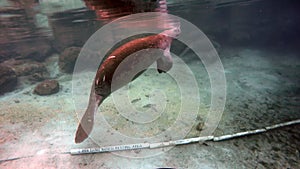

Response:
(48, 8), (99, 51)
(84, 0), (168, 21)
(0, 0), (52, 62)
(0, 0), (299, 61)
(0, 0), (172, 59)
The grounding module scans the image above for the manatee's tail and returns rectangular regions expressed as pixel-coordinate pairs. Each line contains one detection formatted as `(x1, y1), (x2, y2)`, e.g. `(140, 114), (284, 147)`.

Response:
(75, 85), (103, 143)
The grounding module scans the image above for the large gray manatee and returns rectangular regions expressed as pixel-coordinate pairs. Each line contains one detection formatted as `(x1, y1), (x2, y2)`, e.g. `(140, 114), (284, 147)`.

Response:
(75, 27), (180, 143)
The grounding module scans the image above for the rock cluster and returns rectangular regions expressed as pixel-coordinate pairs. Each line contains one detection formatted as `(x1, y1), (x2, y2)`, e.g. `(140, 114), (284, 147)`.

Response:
(3, 59), (49, 82)
(5, 59), (47, 76)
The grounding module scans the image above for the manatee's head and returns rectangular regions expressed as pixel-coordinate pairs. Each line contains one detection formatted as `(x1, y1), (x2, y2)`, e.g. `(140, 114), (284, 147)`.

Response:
(161, 26), (181, 38)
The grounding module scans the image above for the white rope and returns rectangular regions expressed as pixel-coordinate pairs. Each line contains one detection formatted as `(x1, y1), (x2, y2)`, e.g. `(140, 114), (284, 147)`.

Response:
(70, 119), (300, 155)
(70, 136), (215, 155)
(1, 119), (299, 162)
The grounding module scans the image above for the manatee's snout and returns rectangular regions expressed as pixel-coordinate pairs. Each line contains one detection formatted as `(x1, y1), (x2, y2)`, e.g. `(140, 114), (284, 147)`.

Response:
(161, 26), (181, 38)
(172, 26), (181, 37)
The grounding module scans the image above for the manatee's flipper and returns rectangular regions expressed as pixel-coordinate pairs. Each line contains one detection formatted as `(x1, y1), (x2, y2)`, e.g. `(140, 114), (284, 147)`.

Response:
(75, 83), (103, 143)
(157, 45), (173, 73)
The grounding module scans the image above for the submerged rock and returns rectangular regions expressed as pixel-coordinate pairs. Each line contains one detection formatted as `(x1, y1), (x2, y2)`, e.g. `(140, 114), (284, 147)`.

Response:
(59, 47), (81, 73)
(34, 79), (59, 96)
(0, 65), (18, 95)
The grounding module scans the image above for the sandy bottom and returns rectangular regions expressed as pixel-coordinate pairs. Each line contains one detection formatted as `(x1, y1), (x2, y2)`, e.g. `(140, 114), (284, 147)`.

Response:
(0, 47), (299, 169)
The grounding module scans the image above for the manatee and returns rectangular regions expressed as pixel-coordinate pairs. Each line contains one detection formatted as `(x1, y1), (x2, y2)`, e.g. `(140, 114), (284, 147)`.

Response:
(75, 27), (180, 143)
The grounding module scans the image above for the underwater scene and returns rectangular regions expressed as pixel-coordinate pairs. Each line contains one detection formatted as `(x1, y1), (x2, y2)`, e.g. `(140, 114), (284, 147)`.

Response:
(0, 0), (299, 168)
